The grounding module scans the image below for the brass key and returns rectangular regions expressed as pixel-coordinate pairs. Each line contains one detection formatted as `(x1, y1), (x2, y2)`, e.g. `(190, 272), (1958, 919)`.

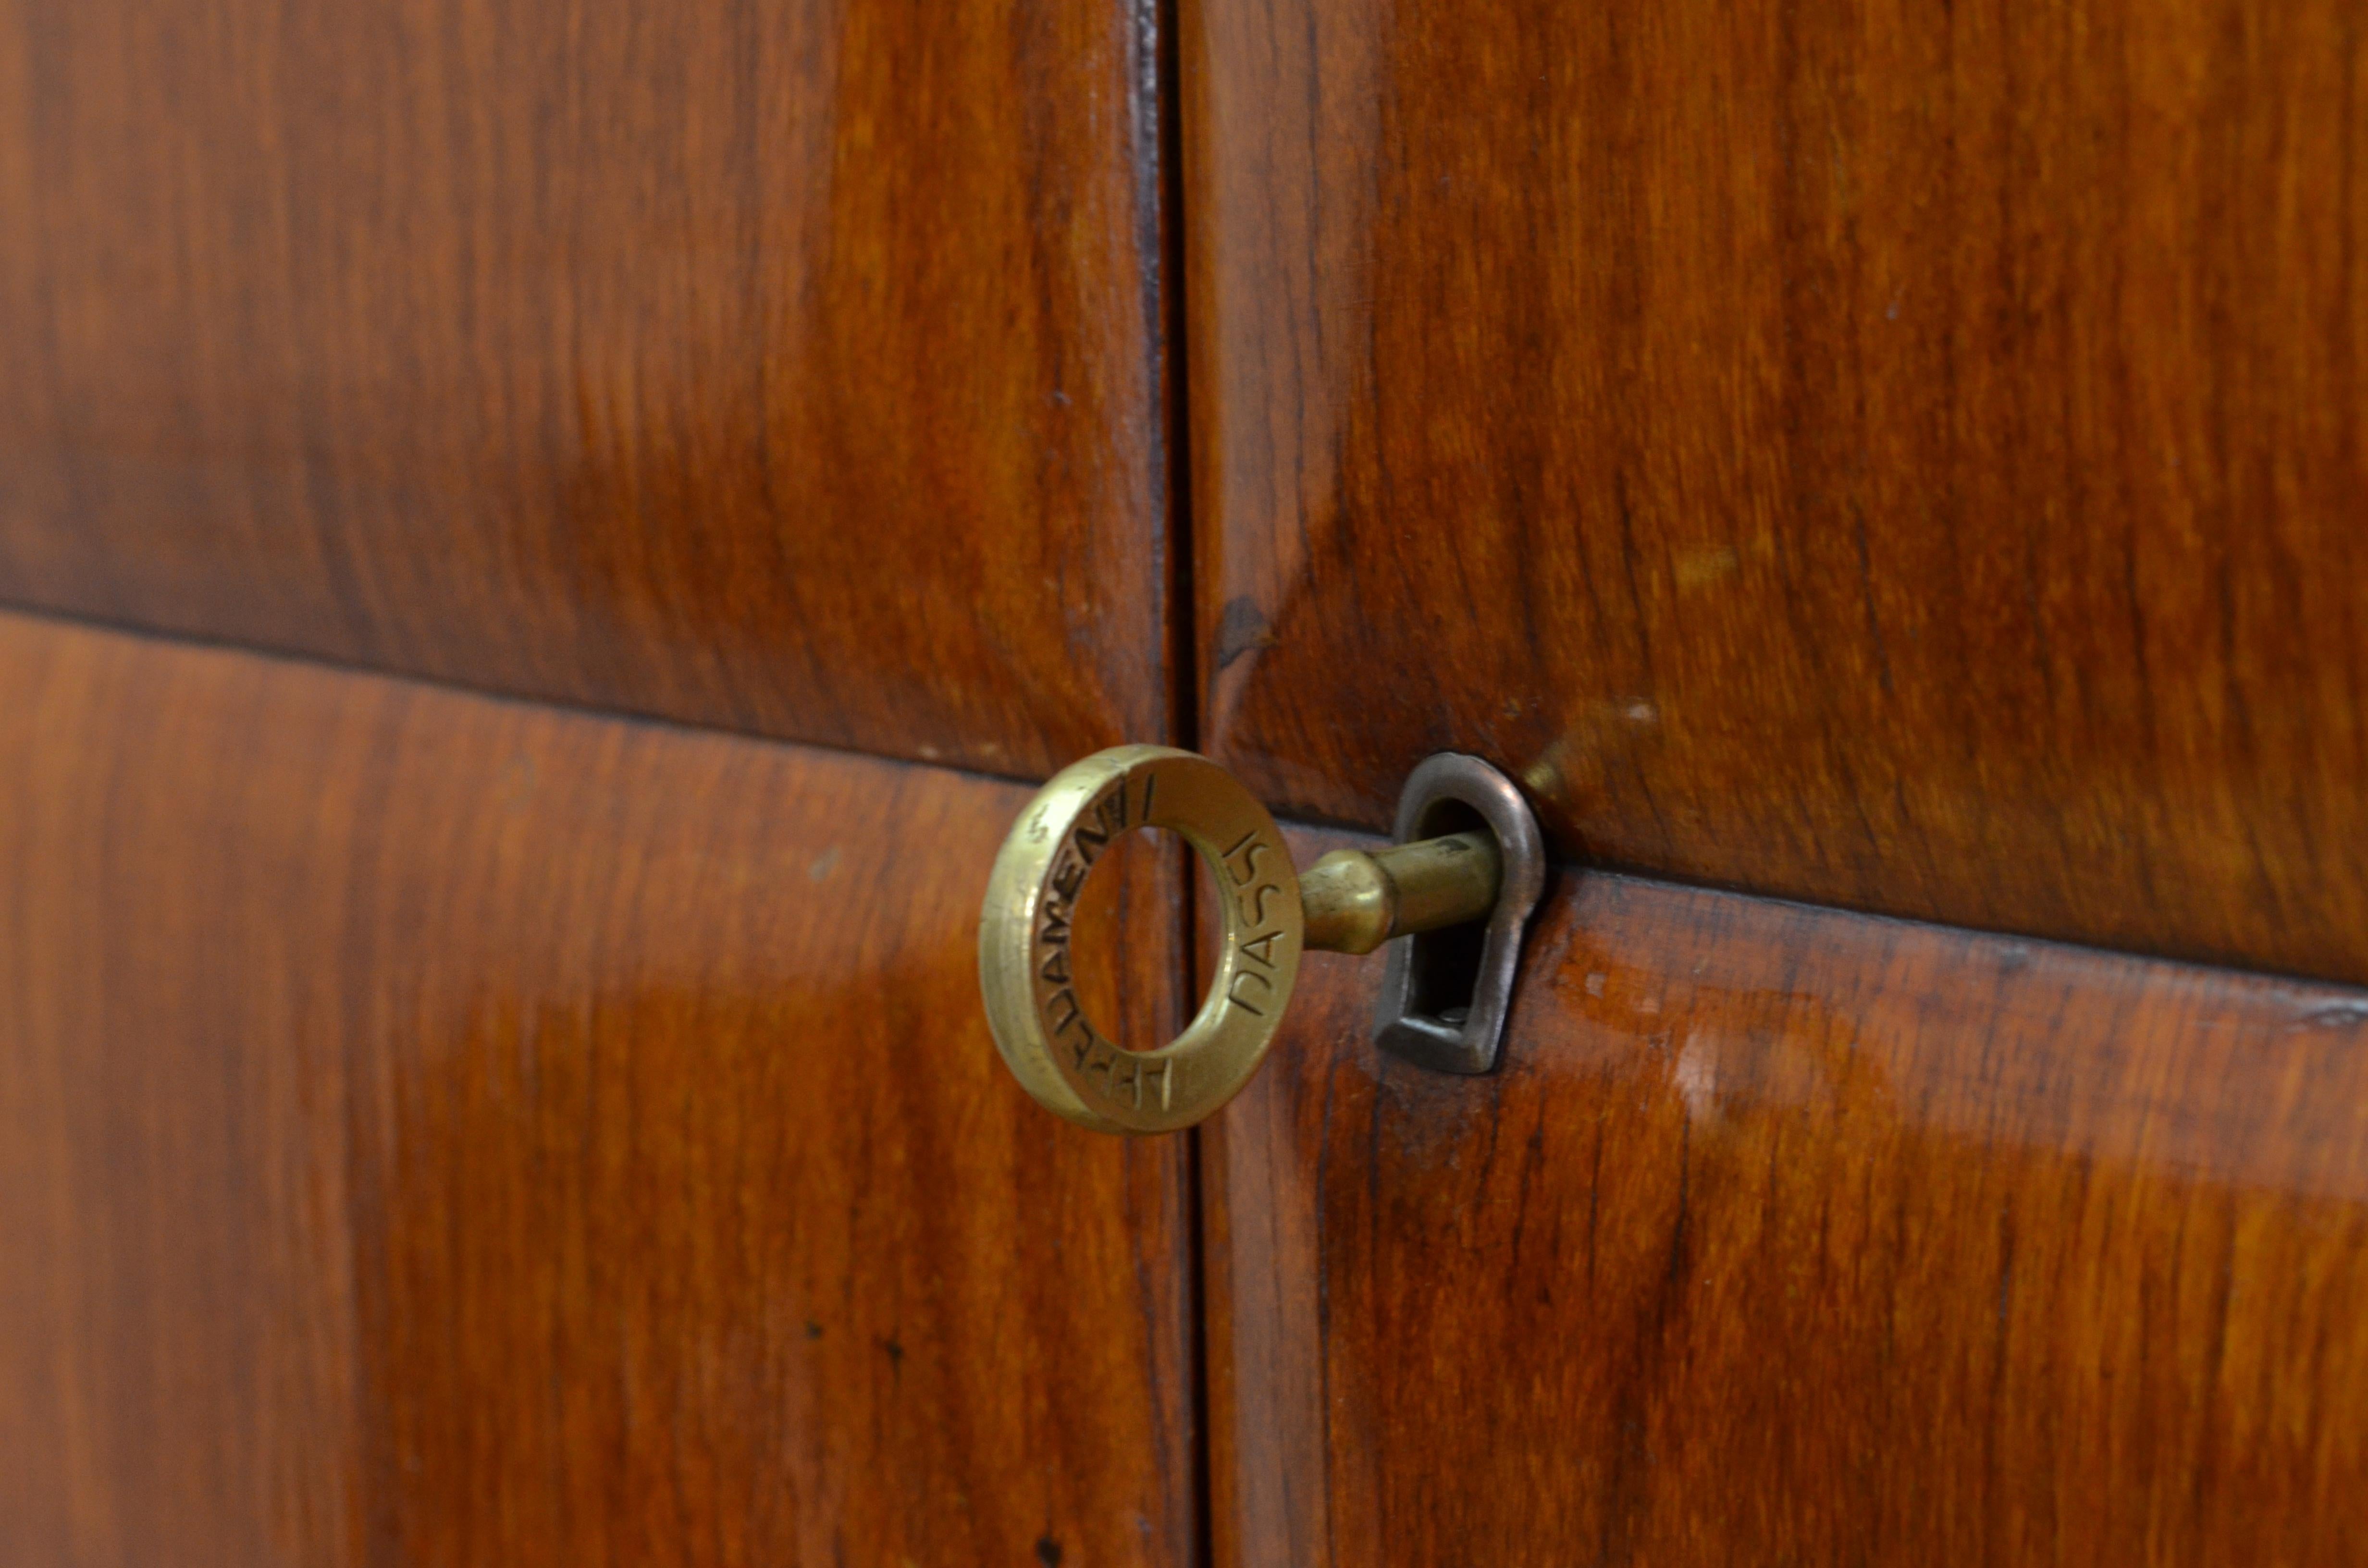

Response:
(978, 746), (1543, 1134)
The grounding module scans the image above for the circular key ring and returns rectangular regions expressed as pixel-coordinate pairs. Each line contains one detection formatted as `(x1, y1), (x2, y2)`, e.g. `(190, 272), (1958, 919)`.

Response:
(978, 746), (1304, 1133)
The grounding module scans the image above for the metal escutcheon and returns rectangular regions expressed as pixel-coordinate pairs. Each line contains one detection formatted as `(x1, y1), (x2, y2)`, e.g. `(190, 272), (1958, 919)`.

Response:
(979, 746), (1544, 1135)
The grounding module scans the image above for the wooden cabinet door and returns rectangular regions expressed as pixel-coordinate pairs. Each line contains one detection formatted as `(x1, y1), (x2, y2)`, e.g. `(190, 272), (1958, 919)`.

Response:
(0, 0), (1195, 1562)
(1184, 0), (2368, 1561)
(0, 617), (1195, 1566)
(1208, 829), (2368, 1565)
(1182, 0), (2368, 978)
(0, 0), (1178, 780)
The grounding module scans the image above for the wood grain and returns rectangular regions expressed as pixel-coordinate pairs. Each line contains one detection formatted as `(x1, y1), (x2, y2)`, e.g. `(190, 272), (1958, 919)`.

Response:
(0, 609), (1194, 1568)
(1183, 0), (2368, 980)
(1206, 824), (2368, 1567)
(0, 0), (1174, 779)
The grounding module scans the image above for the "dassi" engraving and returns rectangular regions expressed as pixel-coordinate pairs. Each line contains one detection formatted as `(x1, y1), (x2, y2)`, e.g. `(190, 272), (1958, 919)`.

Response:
(1220, 828), (1290, 1016)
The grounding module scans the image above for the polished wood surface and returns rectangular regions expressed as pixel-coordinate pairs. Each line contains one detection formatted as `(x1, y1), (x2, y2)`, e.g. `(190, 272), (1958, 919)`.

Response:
(0, 0), (1174, 778)
(1183, 0), (2368, 980)
(1208, 824), (2368, 1567)
(0, 610), (1194, 1567)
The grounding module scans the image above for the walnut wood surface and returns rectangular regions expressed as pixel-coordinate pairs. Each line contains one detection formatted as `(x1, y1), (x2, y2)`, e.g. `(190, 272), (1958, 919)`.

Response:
(1183, 0), (2368, 980)
(1206, 825), (2368, 1567)
(0, 610), (1193, 1567)
(0, 0), (1173, 779)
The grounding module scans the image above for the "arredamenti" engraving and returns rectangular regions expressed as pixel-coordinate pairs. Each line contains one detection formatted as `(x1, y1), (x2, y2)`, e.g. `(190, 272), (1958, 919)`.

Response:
(1034, 771), (1174, 1112)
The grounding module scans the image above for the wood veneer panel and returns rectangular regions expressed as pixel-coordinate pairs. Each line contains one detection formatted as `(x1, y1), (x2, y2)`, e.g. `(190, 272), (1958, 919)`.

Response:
(1207, 825), (2368, 1567)
(0, 610), (1192, 1567)
(1184, 0), (2368, 979)
(0, 0), (1172, 778)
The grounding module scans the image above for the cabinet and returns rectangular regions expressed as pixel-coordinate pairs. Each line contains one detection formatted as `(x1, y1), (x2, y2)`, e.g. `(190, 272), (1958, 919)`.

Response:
(3, 0), (2364, 1561)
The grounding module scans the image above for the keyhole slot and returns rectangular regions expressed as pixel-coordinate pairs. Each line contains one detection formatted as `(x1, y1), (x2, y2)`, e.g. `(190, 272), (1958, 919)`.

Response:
(1398, 799), (1492, 1026)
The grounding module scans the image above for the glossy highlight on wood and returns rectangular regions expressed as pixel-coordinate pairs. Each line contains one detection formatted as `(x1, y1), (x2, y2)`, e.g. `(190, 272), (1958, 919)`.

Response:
(1184, 0), (2368, 981)
(0, 610), (1194, 1568)
(0, 0), (1174, 779)
(1206, 825), (2368, 1567)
